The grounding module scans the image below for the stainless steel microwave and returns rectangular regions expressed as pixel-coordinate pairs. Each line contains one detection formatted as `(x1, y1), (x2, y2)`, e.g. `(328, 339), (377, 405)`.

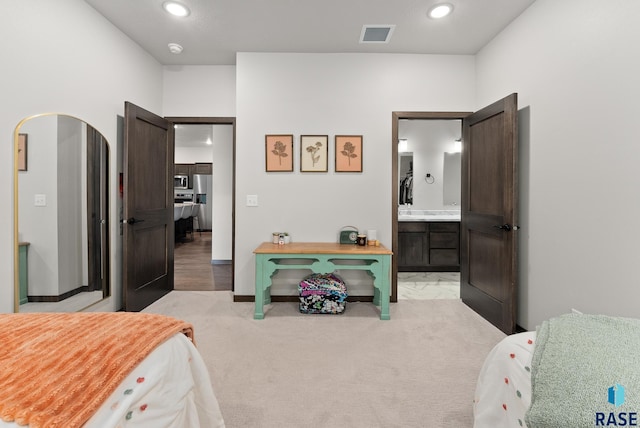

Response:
(174, 175), (189, 189)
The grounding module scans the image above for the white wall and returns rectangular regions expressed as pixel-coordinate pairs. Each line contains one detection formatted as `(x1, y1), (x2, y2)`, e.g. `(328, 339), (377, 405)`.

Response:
(175, 147), (214, 164)
(210, 125), (234, 261)
(235, 53), (475, 296)
(0, 0), (164, 313)
(476, 0), (640, 329)
(163, 66), (236, 116)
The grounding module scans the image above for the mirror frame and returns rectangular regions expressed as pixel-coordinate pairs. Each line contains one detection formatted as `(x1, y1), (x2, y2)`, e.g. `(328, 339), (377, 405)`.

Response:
(12, 116), (24, 312)
(13, 113), (111, 312)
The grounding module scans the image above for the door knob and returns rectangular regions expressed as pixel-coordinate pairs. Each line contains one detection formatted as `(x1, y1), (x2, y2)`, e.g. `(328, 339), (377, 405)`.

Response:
(123, 217), (144, 224)
(493, 224), (512, 231)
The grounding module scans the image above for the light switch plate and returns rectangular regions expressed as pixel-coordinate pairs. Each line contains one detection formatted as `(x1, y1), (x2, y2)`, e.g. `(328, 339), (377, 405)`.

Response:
(246, 195), (258, 207)
(34, 194), (46, 206)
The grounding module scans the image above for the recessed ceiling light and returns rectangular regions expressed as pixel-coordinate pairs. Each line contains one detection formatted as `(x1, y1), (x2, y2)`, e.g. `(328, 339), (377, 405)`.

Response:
(163, 1), (190, 17)
(428, 3), (454, 19)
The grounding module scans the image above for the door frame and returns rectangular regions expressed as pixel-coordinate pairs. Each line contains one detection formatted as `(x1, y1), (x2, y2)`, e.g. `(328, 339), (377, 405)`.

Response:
(391, 111), (471, 301)
(165, 116), (236, 291)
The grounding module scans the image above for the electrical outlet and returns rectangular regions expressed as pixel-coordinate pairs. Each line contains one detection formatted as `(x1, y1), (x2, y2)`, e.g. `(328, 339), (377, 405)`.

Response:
(34, 194), (46, 206)
(246, 195), (258, 207)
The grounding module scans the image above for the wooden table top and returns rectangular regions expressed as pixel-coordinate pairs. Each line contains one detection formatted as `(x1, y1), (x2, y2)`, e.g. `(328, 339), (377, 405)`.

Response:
(254, 241), (392, 255)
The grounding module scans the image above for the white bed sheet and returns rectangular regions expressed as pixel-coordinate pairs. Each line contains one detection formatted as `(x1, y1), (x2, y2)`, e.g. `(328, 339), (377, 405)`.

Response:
(0, 333), (225, 428)
(473, 331), (536, 428)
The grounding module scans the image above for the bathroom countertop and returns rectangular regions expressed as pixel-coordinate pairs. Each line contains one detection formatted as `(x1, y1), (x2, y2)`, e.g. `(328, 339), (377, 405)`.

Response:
(398, 209), (460, 222)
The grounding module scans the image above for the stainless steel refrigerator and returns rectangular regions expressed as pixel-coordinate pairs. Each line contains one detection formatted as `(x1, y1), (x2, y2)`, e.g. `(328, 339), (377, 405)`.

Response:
(192, 174), (212, 231)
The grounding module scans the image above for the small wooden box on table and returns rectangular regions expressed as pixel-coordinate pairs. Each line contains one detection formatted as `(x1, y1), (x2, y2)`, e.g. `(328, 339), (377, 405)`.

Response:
(253, 242), (393, 320)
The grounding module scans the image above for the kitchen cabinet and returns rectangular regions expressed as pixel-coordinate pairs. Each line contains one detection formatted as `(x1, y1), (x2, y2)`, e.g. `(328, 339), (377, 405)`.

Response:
(175, 163), (212, 189)
(174, 163), (193, 176)
(398, 221), (459, 271)
(194, 163), (212, 174)
(175, 163), (194, 188)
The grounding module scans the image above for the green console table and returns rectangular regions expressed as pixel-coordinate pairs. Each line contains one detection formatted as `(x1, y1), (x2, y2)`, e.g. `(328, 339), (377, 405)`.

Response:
(253, 242), (393, 320)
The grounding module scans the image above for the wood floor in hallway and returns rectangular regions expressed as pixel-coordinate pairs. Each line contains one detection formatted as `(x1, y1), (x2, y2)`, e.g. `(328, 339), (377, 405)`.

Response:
(174, 232), (232, 291)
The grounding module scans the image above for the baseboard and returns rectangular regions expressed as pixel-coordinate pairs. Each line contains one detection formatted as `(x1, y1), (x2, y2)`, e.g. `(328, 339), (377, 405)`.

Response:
(28, 285), (93, 302)
(398, 267), (460, 272)
(211, 259), (232, 265)
(233, 295), (375, 303)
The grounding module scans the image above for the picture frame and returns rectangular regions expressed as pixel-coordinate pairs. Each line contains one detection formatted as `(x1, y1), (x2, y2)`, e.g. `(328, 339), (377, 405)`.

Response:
(335, 135), (363, 172)
(18, 133), (27, 171)
(265, 134), (294, 172)
(300, 135), (328, 172)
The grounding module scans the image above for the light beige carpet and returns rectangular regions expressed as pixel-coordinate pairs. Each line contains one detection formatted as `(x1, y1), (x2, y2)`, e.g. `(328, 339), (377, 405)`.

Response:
(143, 291), (505, 428)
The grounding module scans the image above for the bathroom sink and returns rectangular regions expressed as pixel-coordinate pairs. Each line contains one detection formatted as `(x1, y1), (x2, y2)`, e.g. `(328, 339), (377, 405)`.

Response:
(398, 209), (460, 222)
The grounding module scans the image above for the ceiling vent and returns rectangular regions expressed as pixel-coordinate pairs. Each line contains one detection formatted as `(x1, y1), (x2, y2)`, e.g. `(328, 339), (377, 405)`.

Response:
(360, 25), (395, 43)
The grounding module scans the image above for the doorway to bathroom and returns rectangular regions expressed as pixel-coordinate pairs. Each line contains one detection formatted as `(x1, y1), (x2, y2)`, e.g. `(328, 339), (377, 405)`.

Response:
(392, 94), (520, 334)
(394, 116), (464, 301)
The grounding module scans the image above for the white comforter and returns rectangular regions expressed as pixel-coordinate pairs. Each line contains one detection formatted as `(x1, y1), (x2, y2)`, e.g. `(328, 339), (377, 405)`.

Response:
(473, 331), (536, 428)
(0, 333), (225, 428)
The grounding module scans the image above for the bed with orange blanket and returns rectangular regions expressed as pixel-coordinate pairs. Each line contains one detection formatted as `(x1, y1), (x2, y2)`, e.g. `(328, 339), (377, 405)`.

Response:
(0, 312), (225, 428)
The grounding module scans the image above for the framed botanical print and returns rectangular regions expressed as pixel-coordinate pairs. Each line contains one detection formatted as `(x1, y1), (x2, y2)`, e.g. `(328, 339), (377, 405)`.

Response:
(335, 135), (363, 172)
(265, 134), (294, 172)
(300, 135), (328, 172)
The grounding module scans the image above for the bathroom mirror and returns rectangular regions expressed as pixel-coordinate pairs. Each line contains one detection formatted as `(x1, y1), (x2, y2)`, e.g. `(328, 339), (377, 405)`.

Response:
(398, 119), (462, 209)
(398, 153), (413, 205)
(443, 152), (461, 206)
(14, 114), (110, 312)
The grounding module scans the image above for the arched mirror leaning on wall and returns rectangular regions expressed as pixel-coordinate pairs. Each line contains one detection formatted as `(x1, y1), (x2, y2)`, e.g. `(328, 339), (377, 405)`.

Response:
(13, 114), (110, 312)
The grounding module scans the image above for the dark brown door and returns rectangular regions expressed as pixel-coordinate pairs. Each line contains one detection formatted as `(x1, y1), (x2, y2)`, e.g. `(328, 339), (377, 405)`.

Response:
(460, 93), (518, 334)
(123, 102), (175, 311)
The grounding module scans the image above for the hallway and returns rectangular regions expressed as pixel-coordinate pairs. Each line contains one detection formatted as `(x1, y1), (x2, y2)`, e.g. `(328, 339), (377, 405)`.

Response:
(174, 232), (232, 291)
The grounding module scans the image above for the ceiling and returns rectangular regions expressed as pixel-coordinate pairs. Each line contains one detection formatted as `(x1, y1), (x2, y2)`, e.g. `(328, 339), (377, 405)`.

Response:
(85, 0), (536, 66)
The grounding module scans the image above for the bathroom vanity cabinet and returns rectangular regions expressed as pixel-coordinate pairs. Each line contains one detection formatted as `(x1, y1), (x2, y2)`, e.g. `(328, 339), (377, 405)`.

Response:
(397, 221), (460, 272)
